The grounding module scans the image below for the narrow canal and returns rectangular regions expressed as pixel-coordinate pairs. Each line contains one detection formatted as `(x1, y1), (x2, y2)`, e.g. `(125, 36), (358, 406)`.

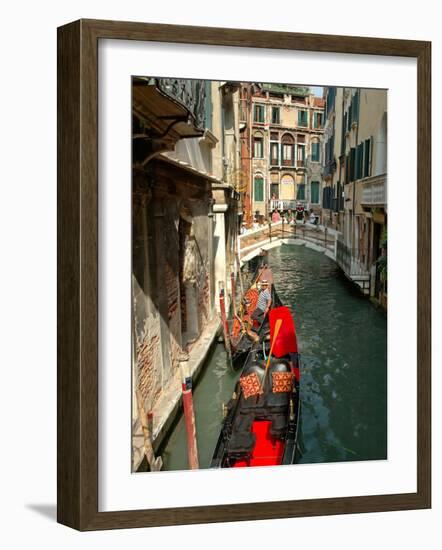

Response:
(161, 244), (387, 471)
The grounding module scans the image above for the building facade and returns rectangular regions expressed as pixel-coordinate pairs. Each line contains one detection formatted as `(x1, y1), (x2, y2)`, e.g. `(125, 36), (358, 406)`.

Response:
(323, 86), (387, 303)
(131, 78), (240, 469)
(241, 83), (325, 222)
(322, 86), (345, 230)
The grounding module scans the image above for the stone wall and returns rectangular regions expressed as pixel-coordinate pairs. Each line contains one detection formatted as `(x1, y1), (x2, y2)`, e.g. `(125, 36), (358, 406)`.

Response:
(132, 160), (213, 413)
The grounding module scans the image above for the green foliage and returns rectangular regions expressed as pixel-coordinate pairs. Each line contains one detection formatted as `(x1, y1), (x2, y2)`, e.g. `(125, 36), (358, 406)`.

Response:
(380, 227), (387, 249)
(377, 226), (388, 281)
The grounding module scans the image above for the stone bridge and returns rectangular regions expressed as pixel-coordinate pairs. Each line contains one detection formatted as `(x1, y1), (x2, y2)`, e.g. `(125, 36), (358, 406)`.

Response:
(238, 220), (337, 265)
(237, 220), (372, 295)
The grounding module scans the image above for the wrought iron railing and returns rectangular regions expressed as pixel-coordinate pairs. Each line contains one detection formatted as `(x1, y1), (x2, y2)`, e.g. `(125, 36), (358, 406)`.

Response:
(336, 240), (369, 277)
(154, 78), (207, 130)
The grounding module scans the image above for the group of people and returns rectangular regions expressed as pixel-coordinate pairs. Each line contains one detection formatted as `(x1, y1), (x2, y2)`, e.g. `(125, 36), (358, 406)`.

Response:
(271, 206), (318, 225)
(240, 205), (319, 234)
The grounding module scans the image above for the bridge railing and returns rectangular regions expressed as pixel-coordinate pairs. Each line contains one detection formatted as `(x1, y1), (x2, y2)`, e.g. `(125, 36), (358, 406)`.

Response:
(238, 219), (336, 258)
(335, 240), (370, 278)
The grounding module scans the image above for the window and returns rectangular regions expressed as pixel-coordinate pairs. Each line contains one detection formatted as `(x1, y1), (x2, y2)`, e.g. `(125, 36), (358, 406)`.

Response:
(356, 142), (364, 180)
(349, 147), (356, 181)
(253, 104), (265, 123)
(254, 176), (264, 201)
(298, 110), (308, 127)
(364, 137), (372, 177)
(281, 134), (294, 166)
(270, 183), (279, 199)
(296, 183), (305, 200)
(253, 134), (264, 158)
(239, 99), (247, 123)
(282, 144), (294, 165)
(352, 90), (360, 123)
(271, 107), (280, 124)
(311, 141), (320, 162)
(297, 144), (305, 166)
(314, 112), (323, 128)
(270, 142), (279, 165)
(323, 186), (332, 209)
(326, 87), (336, 118)
(311, 181), (320, 204)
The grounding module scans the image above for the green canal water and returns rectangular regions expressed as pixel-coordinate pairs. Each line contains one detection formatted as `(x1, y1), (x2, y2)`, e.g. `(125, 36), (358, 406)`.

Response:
(161, 244), (387, 471)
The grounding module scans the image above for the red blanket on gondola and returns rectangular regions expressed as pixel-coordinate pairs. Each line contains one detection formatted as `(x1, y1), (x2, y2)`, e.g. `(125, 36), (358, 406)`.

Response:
(269, 306), (298, 357)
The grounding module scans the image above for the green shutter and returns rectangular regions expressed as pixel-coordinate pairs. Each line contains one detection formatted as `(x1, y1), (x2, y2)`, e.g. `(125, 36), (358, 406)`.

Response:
(254, 177), (264, 201)
(311, 142), (320, 162)
(350, 148), (356, 181)
(353, 91), (359, 122)
(364, 138), (371, 177)
(298, 110), (307, 127)
(311, 181), (320, 203)
(296, 184), (305, 200)
(355, 143), (363, 180)
(204, 81), (212, 130)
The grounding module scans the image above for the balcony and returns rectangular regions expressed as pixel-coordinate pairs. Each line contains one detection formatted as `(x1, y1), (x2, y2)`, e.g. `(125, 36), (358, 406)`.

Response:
(323, 160), (337, 179)
(360, 174), (387, 206)
(269, 199), (297, 211)
(155, 78), (206, 129)
(132, 77), (206, 160)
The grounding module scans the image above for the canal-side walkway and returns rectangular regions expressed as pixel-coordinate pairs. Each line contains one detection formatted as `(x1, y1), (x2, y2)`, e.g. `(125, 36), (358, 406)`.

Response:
(132, 315), (221, 471)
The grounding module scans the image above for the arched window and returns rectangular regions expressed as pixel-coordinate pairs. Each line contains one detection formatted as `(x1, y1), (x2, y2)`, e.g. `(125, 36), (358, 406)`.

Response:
(254, 174), (264, 202)
(270, 132), (279, 166)
(253, 131), (264, 159)
(281, 134), (295, 166)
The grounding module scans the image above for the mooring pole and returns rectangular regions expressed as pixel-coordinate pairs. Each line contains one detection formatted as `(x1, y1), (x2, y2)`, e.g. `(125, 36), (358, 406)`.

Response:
(181, 373), (199, 470)
(135, 389), (163, 471)
(219, 282), (233, 366)
(230, 268), (236, 317)
(236, 252), (244, 302)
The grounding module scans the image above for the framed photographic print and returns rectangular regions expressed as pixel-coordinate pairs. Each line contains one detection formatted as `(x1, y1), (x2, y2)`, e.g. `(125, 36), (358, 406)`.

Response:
(57, 19), (431, 530)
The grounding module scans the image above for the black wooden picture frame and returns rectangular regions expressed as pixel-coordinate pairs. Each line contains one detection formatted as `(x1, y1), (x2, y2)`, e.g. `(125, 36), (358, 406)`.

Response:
(57, 19), (431, 531)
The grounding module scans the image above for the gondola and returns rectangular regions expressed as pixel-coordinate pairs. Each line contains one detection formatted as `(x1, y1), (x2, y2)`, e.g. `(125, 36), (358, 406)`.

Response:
(210, 296), (301, 468)
(230, 264), (281, 370)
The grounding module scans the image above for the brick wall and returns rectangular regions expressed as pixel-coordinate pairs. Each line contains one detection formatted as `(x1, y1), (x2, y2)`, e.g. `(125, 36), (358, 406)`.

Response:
(137, 323), (162, 406)
(133, 166), (213, 413)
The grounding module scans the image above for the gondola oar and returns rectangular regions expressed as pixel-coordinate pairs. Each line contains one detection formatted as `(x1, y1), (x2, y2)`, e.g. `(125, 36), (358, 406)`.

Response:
(259, 318), (283, 393)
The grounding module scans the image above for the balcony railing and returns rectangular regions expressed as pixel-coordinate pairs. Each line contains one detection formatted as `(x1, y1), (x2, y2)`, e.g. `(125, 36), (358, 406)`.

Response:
(361, 174), (387, 206)
(155, 78), (207, 130)
(269, 199), (298, 211)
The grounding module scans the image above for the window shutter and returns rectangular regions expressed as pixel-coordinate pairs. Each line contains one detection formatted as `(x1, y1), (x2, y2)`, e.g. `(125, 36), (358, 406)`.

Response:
(311, 181), (320, 203)
(350, 147), (356, 181)
(254, 177), (264, 201)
